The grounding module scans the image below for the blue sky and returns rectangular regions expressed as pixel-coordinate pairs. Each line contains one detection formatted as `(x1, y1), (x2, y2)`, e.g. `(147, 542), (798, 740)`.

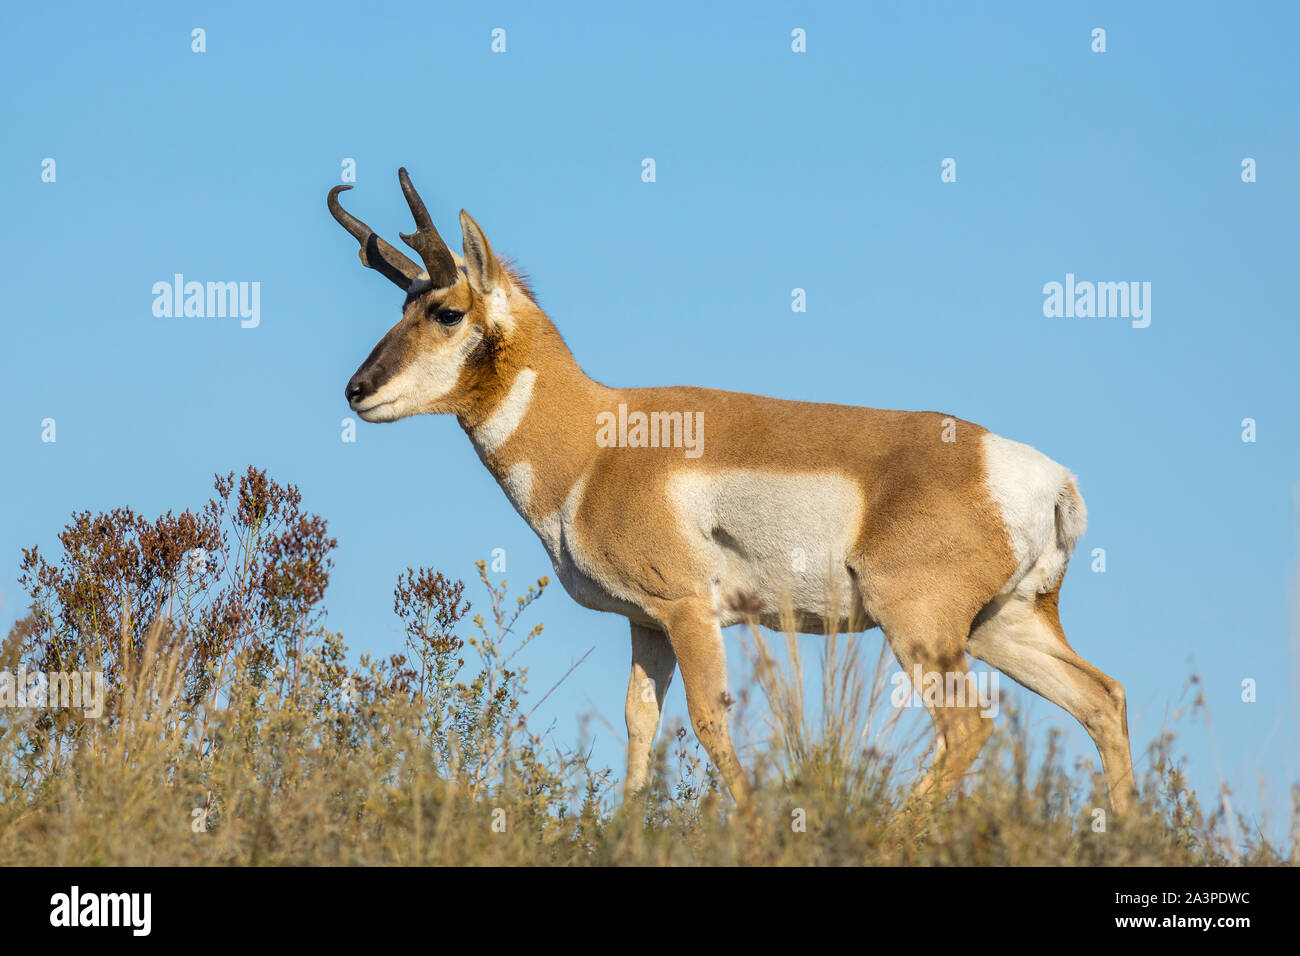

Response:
(2, 1), (1297, 836)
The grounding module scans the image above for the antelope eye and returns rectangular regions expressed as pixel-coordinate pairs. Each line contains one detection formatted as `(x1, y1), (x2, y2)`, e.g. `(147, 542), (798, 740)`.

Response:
(432, 309), (464, 327)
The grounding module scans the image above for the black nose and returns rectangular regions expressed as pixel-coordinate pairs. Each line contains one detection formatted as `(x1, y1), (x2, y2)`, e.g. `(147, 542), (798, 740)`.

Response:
(345, 376), (372, 404)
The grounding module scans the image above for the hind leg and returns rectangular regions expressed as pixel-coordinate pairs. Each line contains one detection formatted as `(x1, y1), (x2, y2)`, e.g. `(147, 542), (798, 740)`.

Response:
(874, 600), (995, 806)
(967, 585), (1137, 815)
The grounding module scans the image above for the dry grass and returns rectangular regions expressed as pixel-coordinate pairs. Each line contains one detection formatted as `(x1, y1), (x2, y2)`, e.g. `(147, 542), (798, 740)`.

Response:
(0, 467), (1294, 866)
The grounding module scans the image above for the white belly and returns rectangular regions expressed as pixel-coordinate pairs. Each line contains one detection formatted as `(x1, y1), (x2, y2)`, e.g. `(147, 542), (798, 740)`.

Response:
(668, 470), (865, 629)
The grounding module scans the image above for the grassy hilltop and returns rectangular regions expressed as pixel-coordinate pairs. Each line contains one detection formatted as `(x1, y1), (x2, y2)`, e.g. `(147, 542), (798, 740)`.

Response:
(1, 468), (1293, 866)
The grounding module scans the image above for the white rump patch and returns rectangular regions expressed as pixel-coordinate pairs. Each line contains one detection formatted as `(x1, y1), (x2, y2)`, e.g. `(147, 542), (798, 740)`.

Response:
(982, 432), (1081, 596)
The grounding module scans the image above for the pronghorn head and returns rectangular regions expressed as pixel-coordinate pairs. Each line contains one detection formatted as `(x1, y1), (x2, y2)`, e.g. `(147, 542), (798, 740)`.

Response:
(330, 168), (524, 423)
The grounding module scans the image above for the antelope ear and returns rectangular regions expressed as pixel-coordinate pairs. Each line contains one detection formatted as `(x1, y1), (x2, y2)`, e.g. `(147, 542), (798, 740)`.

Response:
(459, 210), (507, 296)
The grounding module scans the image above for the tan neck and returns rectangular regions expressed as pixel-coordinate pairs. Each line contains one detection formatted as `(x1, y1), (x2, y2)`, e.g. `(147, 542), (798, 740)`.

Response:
(459, 311), (612, 519)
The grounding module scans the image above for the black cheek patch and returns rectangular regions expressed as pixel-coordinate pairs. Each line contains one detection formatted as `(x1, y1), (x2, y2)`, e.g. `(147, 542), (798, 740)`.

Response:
(461, 329), (491, 368)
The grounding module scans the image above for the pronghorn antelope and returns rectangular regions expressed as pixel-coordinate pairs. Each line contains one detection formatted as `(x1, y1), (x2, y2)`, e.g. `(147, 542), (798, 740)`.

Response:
(329, 169), (1138, 815)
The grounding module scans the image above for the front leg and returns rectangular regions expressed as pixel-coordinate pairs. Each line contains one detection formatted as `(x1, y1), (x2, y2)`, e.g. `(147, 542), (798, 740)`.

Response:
(658, 598), (751, 807)
(624, 620), (677, 798)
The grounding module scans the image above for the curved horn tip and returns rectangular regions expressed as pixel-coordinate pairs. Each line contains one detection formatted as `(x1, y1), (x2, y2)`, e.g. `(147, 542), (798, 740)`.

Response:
(327, 184), (354, 213)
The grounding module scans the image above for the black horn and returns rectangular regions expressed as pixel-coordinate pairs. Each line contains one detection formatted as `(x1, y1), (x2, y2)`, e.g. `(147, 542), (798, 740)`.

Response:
(328, 185), (425, 290)
(397, 167), (459, 288)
